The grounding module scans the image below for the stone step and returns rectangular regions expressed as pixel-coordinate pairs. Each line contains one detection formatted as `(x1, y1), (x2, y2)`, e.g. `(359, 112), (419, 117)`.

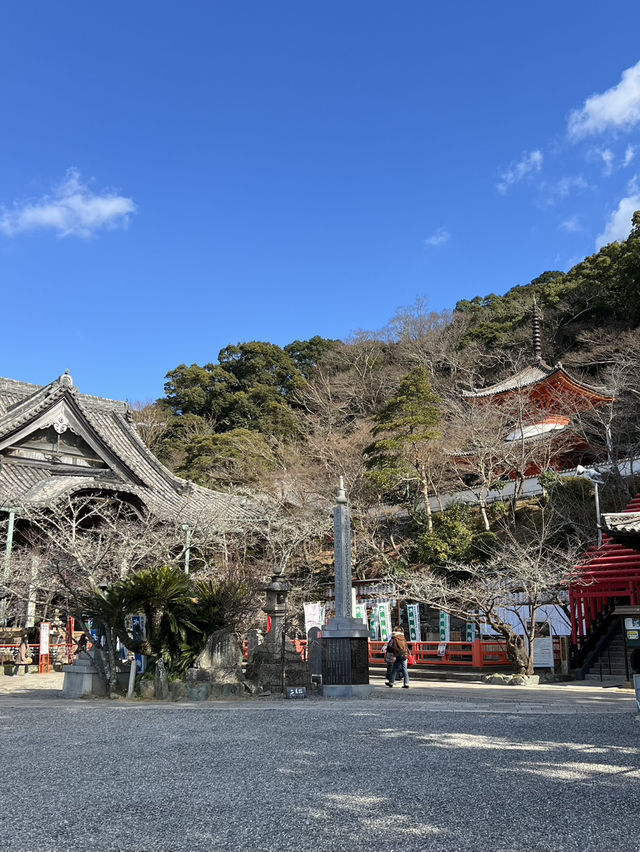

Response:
(585, 674), (625, 683)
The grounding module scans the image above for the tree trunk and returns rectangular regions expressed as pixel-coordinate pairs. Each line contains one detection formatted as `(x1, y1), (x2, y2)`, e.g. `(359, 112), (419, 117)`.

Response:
(419, 467), (433, 534)
(504, 632), (530, 674)
(479, 497), (490, 532)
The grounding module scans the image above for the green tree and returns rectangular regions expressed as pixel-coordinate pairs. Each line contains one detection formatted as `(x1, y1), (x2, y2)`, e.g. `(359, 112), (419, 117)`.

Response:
(218, 341), (304, 399)
(177, 428), (276, 488)
(163, 363), (239, 421)
(163, 342), (306, 441)
(364, 367), (441, 532)
(284, 336), (339, 378)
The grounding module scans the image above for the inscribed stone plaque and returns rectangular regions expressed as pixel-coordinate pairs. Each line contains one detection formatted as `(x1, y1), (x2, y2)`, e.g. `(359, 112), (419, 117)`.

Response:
(322, 637), (370, 685)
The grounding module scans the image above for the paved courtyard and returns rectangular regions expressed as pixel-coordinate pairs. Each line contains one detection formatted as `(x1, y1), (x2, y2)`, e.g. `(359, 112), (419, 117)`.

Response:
(1, 674), (638, 852)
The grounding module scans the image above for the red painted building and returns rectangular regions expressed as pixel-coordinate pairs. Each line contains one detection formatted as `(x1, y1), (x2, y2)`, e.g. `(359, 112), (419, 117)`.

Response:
(571, 495), (640, 646)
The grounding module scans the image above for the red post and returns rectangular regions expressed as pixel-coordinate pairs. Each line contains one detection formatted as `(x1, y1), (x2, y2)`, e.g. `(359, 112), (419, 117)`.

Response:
(471, 639), (483, 667)
(65, 616), (75, 664)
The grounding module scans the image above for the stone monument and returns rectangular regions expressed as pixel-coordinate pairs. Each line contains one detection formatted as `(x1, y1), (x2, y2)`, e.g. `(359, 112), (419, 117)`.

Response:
(321, 478), (373, 697)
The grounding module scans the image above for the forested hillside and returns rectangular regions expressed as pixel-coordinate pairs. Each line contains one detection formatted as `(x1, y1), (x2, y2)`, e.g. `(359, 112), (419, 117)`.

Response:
(132, 213), (640, 585)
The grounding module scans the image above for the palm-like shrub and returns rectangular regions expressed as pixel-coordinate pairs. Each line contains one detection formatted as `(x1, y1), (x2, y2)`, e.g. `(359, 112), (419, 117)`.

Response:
(77, 565), (260, 682)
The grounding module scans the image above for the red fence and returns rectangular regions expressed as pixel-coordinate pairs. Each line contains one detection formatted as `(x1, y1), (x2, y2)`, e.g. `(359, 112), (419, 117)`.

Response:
(0, 643), (74, 671)
(242, 638), (510, 667)
(368, 640), (511, 667)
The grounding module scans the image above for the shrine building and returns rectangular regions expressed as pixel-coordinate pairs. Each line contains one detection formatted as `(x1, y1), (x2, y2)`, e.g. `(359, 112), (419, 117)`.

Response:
(0, 371), (255, 534)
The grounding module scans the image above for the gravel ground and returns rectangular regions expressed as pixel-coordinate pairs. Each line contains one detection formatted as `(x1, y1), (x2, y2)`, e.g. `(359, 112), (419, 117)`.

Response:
(1, 680), (639, 852)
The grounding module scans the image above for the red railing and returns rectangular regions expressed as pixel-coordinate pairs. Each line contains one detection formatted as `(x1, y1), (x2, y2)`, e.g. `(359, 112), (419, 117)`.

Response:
(242, 638), (510, 667)
(368, 640), (511, 667)
(0, 643), (74, 669)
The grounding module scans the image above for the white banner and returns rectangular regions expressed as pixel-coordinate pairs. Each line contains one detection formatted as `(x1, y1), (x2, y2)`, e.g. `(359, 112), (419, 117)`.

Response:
(304, 602), (326, 635)
(406, 603), (421, 641)
(354, 602), (368, 628)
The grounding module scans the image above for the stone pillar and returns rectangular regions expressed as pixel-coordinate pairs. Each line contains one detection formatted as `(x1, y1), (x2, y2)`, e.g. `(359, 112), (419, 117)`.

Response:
(321, 478), (373, 698)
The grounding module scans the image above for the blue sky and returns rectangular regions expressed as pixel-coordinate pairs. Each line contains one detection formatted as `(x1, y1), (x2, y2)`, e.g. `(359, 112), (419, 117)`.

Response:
(2, 2), (640, 402)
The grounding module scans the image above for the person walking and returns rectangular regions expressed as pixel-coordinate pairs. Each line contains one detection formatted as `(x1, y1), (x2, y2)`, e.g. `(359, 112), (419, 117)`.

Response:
(16, 635), (31, 675)
(382, 638), (395, 682)
(385, 627), (410, 688)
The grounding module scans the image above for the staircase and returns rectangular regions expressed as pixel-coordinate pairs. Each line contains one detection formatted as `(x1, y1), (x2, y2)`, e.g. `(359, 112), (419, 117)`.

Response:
(583, 633), (629, 684)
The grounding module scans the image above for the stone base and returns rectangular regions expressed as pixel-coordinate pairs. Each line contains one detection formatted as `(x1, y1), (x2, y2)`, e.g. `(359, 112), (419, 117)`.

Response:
(244, 638), (311, 694)
(62, 652), (129, 698)
(320, 684), (374, 698)
(62, 655), (107, 698)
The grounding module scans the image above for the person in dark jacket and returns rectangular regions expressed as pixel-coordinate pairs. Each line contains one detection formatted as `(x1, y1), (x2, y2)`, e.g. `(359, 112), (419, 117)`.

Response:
(386, 627), (410, 688)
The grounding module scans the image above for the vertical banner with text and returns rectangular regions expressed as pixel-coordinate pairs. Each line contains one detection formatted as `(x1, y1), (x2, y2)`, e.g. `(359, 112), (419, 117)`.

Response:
(354, 602), (368, 628)
(377, 600), (391, 642)
(406, 603), (421, 641)
(439, 611), (450, 642)
(369, 604), (379, 640)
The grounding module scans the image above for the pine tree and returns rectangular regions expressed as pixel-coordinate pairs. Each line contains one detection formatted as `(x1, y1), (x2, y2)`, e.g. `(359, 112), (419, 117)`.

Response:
(364, 367), (441, 532)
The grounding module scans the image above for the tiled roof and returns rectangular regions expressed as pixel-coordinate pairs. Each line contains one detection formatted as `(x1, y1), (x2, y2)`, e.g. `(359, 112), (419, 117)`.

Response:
(462, 363), (612, 400)
(0, 373), (257, 527)
(602, 511), (640, 536)
(462, 364), (552, 398)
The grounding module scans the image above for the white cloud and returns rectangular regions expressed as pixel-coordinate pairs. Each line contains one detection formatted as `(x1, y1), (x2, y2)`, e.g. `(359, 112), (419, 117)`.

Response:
(624, 145), (636, 167)
(599, 148), (614, 175)
(595, 185), (640, 249)
(568, 60), (640, 139)
(497, 150), (543, 194)
(560, 216), (582, 233)
(540, 174), (590, 206)
(0, 169), (137, 238)
(424, 227), (451, 247)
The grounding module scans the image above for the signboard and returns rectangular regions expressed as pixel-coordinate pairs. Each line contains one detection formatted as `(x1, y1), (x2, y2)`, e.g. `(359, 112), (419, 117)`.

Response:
(533, 637), (554, 668)
(406, 603), (420, 642)
(437, 643), (447, 656)
(286, 686), (307, 700)
(625, 617), (640, 647)
(39, 622), (50, 655)
(439, 611), (450, 642)
(466, 621), (476, 642)
(123, 614), (148, 674)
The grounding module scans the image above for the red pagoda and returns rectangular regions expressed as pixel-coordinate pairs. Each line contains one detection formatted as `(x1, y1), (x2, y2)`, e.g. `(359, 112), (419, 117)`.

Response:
(460, 302), (614, 477)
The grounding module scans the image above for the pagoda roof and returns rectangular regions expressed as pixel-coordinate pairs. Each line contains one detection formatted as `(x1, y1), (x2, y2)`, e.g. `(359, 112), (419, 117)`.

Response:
(0, 373), (257, 528)
(462, 361), (614, 403)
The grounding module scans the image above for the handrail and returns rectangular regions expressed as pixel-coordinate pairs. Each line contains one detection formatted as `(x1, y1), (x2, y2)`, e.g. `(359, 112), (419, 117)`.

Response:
(576, 619), (620, 680)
